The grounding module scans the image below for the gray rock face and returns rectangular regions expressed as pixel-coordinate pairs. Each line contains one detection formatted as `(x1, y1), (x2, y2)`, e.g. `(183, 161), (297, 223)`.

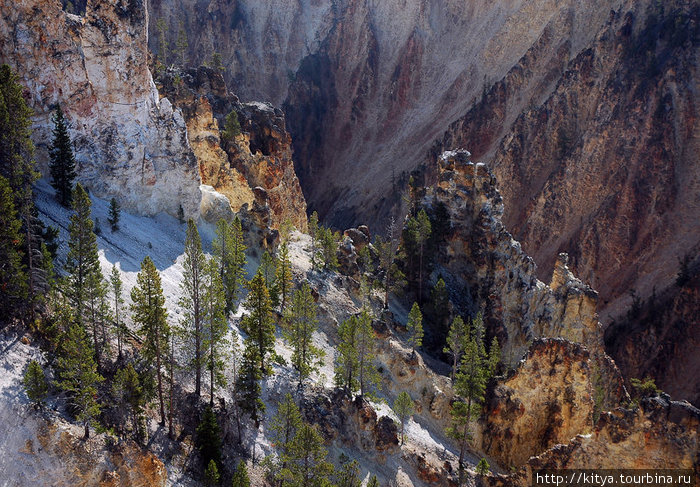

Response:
(0, 0), (201, 218)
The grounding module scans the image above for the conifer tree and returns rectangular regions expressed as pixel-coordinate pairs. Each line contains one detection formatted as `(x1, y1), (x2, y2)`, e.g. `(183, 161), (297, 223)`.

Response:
(260, 250), (279, 307)
(335, 458), (361, 487)
(334, 309), (379, 397)
(179, 219), (206, 397)
(204, 459), (220, 486)
(308, 211), (320, 270)
(367, 475), (379, 487)
(108, 197), (121, 232)
(393, 391), (414, 445)
(270, 393), (302, 485)
(406, 302), (423, 352)
(0, 175), (27, 321)
(487, 336), (501, 378)
(84, 267), (110, 367)
(213, 217), (246, 313)
(112, 363), (145, 438)
(237, 345), (264, 427)
(476, 458), (490, 475)
(375, 217), (406, 309)
(334, 315), (359, 393)
(48, 105), (77, 207)
(230, 332), (243, 441)
(319, 227), (339, 271)
(167, 332), (176, 439)
(56, 322), (104, 439)
(444, 316), (468, 381)
(356, 309), (380, 397)
(231, 460), (251, 487)
(240, 271), (276, 376)
(202, 257), (230, 406)
(413, 209), (431, 303)
(283, 283), (324, 387)
(131, 256), (169, 425)
(275, 242), (293, 311)
(109, 265), (125, 359)
(23, 359), (48, 408)
(281, 423), (334, 487)
(222, 110), (241, 141)
(197, 405), (222, 468)
(429, 277), (450, 341)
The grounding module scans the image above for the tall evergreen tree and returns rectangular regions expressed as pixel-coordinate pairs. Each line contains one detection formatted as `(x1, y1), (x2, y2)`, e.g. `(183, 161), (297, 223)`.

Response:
(0, 65), (41, 324)
(375, 217), (405, 309)
(213, 217), (246, 313)
(179, 219), (206, 397)
(334, 315), (359, 393)
(319, 227), (338, 271)
(270, 393), (302, 486)
(0, 175), (27, 321)
(444, 315), (468, 381)
(275, 242), (293, 311)
(131, 256), (170, 425)
(202, 257), (230, 406)
(393, 391), (414, 445)
(335, 457), (361, 487)
(260, 250), (279, 307)
(406, 302), (423, 352)
(308, 211), (320, 270)
(107, 197), (120, 232)
(487, 336), (501, 378)
(334, 309), (379, 397)
(112, 363), (146, 439)
(237, 344), (264, 427)
(230, 331), (243, 441)
(109, 265), (125, 359)
(283, 283), (324, 387)
(56, 322), (104, 439)
(197, 405), (222, 468)
(49, 105), (77, 206)
(240, 271), (276, 377)
(280, 423), (334, 487)
(204, 460), (220, 486)
(413, 209), (431, 303)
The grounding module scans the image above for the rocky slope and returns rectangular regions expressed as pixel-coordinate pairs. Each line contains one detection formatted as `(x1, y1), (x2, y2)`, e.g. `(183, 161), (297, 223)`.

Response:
(157, 67), (307, 231)
(0, 0), (201, 218)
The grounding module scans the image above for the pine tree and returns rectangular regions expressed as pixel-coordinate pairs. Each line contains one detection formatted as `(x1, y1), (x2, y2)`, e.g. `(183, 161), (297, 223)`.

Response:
(112, 363), (145, 438)
(230, 332), (243, 441)
(155, 18), (169, 66)
(222, 110), (241, 141)
(444, 316), (468, 382)
(275, 242), (293, 311)
(213, 217), (246, 313)
(414, 209), (431, 303)
(56, 322), (104, 439)
(202, 257), (230, 406)
(335, 458), (361, 487)
(429, 277), (450, 343)
(0, 65), (41, 325)
(367, 475), (379, 487)
(449, 333), (488, 475)
(270, 393), (302, 485)
(240, 271), (276, 377)
(375, 217), (406, 309)
(23, 359), (48, 408)
(283, 283), (324, 387)
(0, 175), (27, 321)
(109, 265), (125, 359)
(66, 184), (107, 365)
(49, 105), (77, 207)
(231, 460), (251, 487)
(107, 197), (121, 232)
(308, 211), (320, 270)
(406, 302), (423, 352)
(237, 344), (264, 427)
(197, 405), (222, 468)
(393, 391), (414, 445)
(204, 459), (220, 486)
(319, 227), (338, 271)
(334, 309), (379, 397)
(131, 256), (170, 425)
(179, 219), (206, 397)
(260, 250), (279, 307)
(281, 423), (334, 487)
(487, 336), (501, 378)
(176, 21), (188, 66)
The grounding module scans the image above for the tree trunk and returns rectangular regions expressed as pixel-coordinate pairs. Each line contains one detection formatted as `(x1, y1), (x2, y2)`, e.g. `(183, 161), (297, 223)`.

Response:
(83, 421), (90, 440)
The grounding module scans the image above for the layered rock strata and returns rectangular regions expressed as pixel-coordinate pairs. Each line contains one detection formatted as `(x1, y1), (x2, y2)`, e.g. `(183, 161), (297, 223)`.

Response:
(0, 0), (201, 218)
(158, 67), (307, 231)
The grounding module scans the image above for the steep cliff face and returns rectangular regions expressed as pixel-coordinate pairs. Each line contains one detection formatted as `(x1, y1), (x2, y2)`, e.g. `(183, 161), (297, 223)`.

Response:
(477, 338), (628, 470)
(148, 0), (621, 225)
(158, 67), (308, 231)
(0, 0), (201, 218)
(435, 1), (700, 328)
(424, 150), (602, 361)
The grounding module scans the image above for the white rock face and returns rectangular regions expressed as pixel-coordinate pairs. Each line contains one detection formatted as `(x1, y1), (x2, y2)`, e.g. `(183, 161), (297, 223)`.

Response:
(0, 0), (201, 218)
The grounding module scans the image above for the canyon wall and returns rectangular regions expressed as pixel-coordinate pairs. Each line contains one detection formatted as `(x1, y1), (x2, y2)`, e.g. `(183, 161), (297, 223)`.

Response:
(0, 0), (202, 218)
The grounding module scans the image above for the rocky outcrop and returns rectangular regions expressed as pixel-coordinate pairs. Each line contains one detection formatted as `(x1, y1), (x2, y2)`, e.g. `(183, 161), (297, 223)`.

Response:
(158, 67), (307, 231)
(0, 0), (201, 218)
(477, 338), (628, 469)
(424, 150), (602, 361)
(483, 397), (700, 487)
